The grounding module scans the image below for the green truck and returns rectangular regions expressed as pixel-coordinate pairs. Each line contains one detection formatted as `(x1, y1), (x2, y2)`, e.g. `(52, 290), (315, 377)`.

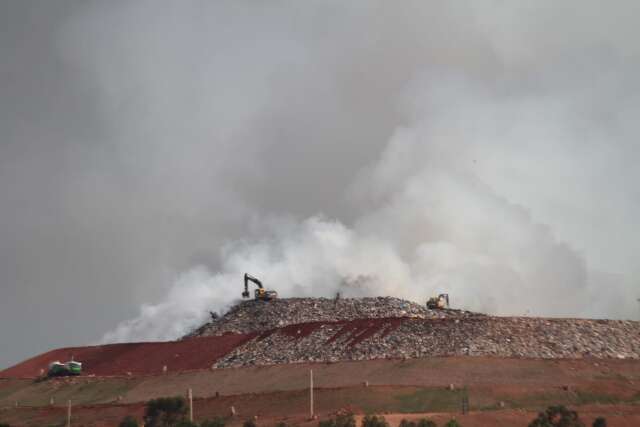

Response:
(48, 360), (82, 377)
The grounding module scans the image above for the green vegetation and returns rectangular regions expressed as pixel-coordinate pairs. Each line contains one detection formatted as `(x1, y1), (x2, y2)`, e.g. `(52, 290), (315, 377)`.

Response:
(528, 405), (585, 427)
(574, 391), (622, 405)
(144, 396), (188, 427)
(487, 387), (639, 411)
(394, 388), (466, 413)
(119, 416), (139, 427)
(361, 415), (389, 427)
(319, 413), (356, 427)
(0, 423), (10, 427)
(132, 404), (226, 427)
(592, 418), (607, 427)
(0, 379), (33, 403)
(201, 418), (226, 427)
(401, 419), (438, 427)
(243, 420), (257, 427)
(0, 377), (135, 406)
(398, 419), (450, 427)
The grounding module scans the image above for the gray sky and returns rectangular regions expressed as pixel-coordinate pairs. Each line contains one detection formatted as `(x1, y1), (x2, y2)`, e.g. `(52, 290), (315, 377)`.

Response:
(1, 1), (639, 368)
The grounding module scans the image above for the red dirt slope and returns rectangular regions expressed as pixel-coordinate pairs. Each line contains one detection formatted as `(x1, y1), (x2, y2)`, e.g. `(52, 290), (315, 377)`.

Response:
(0, 333), (255, 378)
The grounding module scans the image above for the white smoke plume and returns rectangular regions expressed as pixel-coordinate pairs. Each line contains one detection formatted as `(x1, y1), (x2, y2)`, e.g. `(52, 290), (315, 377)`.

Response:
(103, 66), (639, 342)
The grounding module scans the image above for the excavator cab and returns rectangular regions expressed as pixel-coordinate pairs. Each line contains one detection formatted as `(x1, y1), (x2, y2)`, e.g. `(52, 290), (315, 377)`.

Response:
(243, 273), (278, 301)
(427, 293), (449, 310)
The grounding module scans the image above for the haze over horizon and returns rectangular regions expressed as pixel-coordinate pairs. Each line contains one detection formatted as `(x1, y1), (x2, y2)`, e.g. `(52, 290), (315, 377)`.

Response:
(1, 0), (640, 369)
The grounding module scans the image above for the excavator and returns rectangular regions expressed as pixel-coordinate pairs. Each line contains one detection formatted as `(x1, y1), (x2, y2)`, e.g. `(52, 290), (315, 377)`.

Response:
(242, 273), (278, 301)
(427, 293), (449, 310)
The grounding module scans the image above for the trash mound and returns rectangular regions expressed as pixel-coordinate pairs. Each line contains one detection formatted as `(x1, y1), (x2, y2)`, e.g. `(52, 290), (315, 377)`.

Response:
(186, 296), (482, 337)
(214, 317), (640, 368)
(7, 297), (638, 378)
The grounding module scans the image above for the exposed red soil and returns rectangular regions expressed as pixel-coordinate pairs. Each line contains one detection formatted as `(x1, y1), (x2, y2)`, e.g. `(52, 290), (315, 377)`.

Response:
(314, 318), (404, 346)
(0, 333), (256, 378)
(2, 317), (410, 379)
(256, 318), (406, 347)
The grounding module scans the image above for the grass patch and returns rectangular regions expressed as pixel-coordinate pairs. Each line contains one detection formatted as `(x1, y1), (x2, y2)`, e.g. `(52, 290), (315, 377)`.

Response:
(488, 391), (571, 411)
(393, 388), (466, 413)
(574, 390), (623, 405)
(0, 380), (31, 404)
(2, 378), (137, 406)
(593, 372), (629, 381)
(312, 386), (467, 414)
(486, 388), (638, 411)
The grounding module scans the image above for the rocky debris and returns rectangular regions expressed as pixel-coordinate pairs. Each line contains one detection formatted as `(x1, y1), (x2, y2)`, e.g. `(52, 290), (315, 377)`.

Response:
(213, 316), (640, 368)
(187, 297), (482, 337)
(183, 297), (640, 368)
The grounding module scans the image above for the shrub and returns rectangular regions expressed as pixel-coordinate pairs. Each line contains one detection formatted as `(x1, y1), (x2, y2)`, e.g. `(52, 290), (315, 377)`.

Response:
(175, 421), (198, 427)
(319, 413), (356, 427)
(592, 418), (606, 427)
(361, 415), (389, 427)
(201, 418), (226, 427)
(144, 396), (188, 427)
(444, 420), (461, 427)
(336, 413), (356, 427)
(119, 416), (139, 427)
(243, 420), (257, 427)
(400, 419), (436, 427)
(0, 423), (10, 427)
(528, 405), (585, 427)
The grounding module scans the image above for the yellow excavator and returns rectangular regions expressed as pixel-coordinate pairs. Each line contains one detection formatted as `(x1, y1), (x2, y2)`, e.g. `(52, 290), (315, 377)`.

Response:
(242, 273), (278, 301)
(427, 293), (449, 309)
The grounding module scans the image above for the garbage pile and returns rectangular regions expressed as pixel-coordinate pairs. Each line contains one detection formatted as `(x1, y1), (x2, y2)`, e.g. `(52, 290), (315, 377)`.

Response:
(213, 316), (640, 368)
(187, 297), (482, 337)
(185, 297), (640, 368)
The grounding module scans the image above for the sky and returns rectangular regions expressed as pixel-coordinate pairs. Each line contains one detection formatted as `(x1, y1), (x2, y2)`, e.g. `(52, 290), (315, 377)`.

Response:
(1, 0), (640, 369)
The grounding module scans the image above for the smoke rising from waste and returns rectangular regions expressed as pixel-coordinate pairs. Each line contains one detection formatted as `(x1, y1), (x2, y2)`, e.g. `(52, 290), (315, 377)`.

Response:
(1, 1), (639, 363)
(103, 68), (639, 342)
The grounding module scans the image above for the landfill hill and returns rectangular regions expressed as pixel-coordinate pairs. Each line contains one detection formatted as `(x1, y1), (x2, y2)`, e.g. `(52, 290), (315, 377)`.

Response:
(186, 297), (640, 368)
(2, 297), (640, 379)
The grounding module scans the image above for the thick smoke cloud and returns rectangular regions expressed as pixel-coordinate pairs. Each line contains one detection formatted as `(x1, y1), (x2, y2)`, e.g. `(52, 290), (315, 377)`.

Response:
(103, 69), (638, 342)
(1, 1), (639, 364)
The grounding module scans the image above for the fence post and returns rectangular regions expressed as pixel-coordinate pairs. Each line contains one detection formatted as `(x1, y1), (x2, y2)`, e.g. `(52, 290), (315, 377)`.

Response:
(310, 369), (314, 419)
(461, 391), (469, 415)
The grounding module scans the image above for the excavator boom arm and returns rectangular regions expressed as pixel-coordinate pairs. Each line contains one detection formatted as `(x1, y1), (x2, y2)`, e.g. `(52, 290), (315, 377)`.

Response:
(243, 273), (264, 298)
